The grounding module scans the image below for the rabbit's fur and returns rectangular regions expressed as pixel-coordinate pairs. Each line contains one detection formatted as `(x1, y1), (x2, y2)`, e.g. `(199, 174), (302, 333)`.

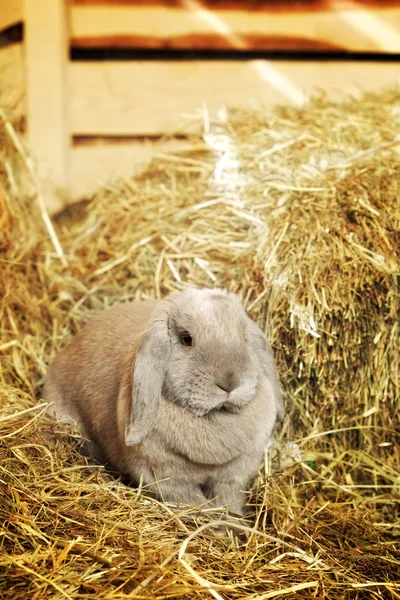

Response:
(43, 288), (284, 515)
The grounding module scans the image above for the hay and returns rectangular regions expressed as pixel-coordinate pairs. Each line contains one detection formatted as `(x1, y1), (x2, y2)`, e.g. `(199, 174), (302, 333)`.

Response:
(1, 88), (399, 599)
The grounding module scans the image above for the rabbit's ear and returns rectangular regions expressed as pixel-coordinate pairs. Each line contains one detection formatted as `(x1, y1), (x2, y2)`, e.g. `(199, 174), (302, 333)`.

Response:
(125, 310), (171, 446)
(247, 318), (285, 421)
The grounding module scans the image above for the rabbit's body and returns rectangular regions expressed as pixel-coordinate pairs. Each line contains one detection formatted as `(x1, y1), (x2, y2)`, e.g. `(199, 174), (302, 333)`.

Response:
(44, 288), (283, 514)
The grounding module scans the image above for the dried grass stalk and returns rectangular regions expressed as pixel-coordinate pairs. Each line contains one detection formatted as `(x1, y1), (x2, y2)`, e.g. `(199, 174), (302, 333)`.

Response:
(1, 88), (399, 599)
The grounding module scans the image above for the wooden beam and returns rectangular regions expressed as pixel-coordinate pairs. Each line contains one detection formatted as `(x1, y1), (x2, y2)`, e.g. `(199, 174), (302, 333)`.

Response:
(24, 0), (71, 212)
(0, 0), (23, 33)
(69, 2), (400, 52)
(70, 138), (196, 200)
(69, 60), (300, 137)
(69, 1), (398, 7)
(69, 60), (400, 137)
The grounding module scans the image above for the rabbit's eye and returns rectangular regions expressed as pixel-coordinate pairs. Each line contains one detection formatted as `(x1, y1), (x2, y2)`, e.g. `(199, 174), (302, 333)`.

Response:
(179, 332), (192, 347)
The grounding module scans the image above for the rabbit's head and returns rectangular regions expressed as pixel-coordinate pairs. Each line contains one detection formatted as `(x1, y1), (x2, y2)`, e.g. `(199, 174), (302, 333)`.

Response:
(125, 288), (283, 445)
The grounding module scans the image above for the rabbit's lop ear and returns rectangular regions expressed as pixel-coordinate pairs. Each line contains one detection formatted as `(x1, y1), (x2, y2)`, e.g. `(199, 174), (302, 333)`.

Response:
(125, 309), (171, 446)
(247, 318), (285, 422)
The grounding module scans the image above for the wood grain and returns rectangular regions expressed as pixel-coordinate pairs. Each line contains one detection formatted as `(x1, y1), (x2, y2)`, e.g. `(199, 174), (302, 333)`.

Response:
(71, 34), (346, 51)
(70, 1), (399, 11)
(25, 0), (71, 210)
(70, 3), (400, 52)
(71, 138), (195, 199)
(69, 60), (400, 137)
(70, 61), (291, 136)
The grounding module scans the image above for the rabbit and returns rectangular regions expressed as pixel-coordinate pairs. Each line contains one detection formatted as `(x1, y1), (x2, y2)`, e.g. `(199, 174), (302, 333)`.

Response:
(43, 287), (284, 516)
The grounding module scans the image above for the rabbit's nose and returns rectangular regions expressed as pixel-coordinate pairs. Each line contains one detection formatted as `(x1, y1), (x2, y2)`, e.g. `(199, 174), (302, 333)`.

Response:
(216, 372), (240, 393)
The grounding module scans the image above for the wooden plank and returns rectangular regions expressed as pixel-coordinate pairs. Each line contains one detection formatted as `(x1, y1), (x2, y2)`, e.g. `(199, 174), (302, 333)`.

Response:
(70, 61), (298, 136)
(70, 138), (196, 199)
(0, 43), (24, 116)
(69, 1), (400, 13)
(69, 2), (400, 52)
(25, 0), (71, 213)
(0, 0), (23, 33)
(70, 60), (400, 137)
(70, 1), (397, 6)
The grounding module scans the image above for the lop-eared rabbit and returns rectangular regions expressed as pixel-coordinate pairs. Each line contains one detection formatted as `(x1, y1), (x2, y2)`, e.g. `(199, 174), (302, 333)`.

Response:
(43, 288), (284, 516)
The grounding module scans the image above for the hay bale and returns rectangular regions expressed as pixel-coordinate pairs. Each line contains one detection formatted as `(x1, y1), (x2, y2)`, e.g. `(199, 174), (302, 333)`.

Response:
(0, 90), (399, 599)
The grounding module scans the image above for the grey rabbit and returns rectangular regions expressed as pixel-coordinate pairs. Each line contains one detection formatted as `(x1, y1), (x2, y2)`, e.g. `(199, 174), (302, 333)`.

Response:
(43, 287), (284, 516)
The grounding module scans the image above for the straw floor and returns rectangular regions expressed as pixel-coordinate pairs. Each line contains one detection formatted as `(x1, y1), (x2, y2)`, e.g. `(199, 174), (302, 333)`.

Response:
(0, 89), (399, 599)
